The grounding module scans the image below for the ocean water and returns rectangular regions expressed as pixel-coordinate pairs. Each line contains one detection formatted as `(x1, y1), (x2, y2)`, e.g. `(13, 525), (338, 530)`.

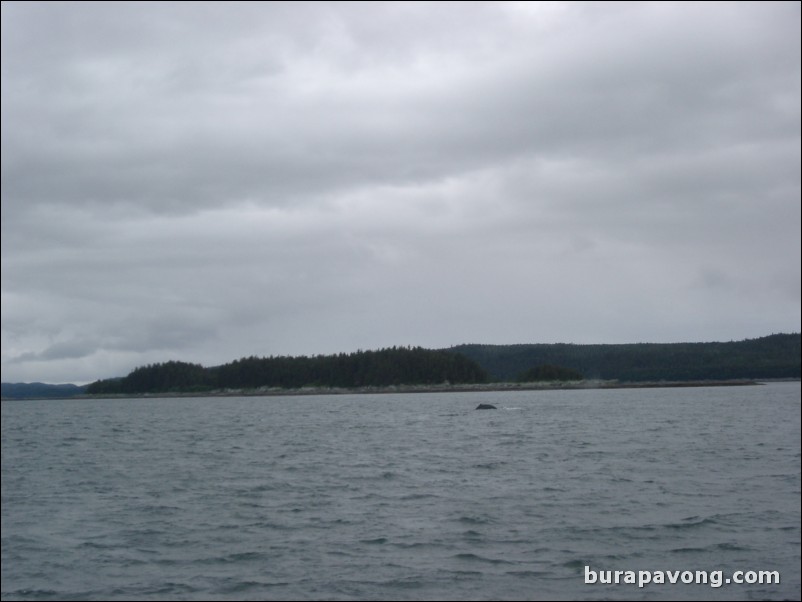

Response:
(1, 383), (800, 601)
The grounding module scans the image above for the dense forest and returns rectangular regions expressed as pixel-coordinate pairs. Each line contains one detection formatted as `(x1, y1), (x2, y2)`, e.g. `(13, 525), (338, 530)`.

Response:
(517, 364), (584, 382)
(1, 382), (88, 399)
(6, 334), (798, 399)
(451, 333), (801, 382)
(86, 347), (489, 395)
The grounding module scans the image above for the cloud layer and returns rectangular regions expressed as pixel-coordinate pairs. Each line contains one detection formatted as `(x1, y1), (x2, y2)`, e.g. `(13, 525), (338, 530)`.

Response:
(2, 1), (800, 383)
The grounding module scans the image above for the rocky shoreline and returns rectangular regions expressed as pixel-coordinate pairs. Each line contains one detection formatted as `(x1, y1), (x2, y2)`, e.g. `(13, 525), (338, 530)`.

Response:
(69, 378), (765, 399)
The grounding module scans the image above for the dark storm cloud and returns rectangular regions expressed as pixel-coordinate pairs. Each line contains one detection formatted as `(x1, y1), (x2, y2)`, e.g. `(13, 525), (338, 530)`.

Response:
(2, 1), (799, 383)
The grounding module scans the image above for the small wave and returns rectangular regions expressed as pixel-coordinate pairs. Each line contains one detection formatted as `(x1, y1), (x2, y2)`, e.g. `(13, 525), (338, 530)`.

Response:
(472, 461), (505, 469)
(505, 570), (551, 578)
(452, 552), (516, 565)
(216, 579), (272, 594)
(562, 559), (588, 569)
(118, 557), (149, 568)
(660, 515), (720, 530)
(135, 504), (181, 514)
(375, 577), (426, 589)
(390, 541), (446, 550)
(399, 493), (440, 501)
(457, 515), (494, 525)
(190, 551), (270, 566)
(225, 551), (267, 562)
(436, 569), (483, 577)
(3, 589), (60, 599)
(128, 581), (201, 597)
(668, 541), (751, 555)
(245, 483), (275, 493)
(77, 541), (119, 550)
(670, 546), (707, 554)
(360, 537), (388, 545)
(714, 542), (752, 551)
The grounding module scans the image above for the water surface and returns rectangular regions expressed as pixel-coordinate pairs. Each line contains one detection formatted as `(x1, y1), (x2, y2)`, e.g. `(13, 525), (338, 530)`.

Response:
(2, 383), (800, 600)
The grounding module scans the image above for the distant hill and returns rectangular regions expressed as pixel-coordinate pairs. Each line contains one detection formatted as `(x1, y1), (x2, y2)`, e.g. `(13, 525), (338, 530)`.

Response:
(1, 382), (88, 399)
(6, 335), (799, 398)
(86, 347), (489, 395)
(449, 333), (801, 382)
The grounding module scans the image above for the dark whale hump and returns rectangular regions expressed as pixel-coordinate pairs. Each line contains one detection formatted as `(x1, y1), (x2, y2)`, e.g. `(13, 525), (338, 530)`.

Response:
(475, 403), (497, 410)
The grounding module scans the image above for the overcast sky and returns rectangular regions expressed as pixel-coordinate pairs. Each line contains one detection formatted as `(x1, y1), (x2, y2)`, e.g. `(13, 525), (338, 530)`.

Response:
(2, 1), (800, 384)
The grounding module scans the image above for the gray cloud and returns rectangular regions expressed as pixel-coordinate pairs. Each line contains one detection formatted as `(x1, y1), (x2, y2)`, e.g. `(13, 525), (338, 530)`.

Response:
(2, 1), (799, 384)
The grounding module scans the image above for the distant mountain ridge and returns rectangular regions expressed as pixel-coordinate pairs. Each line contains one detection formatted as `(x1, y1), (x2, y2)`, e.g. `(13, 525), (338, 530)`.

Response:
(1, 382), (88, 399)
(3, 334), (799, 398)
(449, 333), (800, 382)
(85, 347), (488, 395)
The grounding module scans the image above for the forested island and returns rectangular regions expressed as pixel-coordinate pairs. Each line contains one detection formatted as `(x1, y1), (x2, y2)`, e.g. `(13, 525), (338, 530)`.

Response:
(82, 334), (799, 396)
(2, 334), (798, 399)
(86, 347), (488, 395)
(451, 333), (800, 382)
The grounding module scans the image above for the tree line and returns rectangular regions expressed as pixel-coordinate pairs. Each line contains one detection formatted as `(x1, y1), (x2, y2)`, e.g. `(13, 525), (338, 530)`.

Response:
(450, 333), (801, 382)
(517, 364), (584, 382)
(86, 347), (489, 395)
(82, 333), (801, 396)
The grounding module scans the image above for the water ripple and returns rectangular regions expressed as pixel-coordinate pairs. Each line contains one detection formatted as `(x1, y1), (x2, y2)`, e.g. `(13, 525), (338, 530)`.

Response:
(2, 383), (800, 601)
